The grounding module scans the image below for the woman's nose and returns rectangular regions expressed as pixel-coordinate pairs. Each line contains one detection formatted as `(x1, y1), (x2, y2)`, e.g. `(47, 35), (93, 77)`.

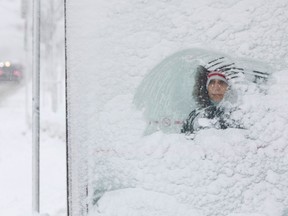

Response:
(212, 83), (221, 89)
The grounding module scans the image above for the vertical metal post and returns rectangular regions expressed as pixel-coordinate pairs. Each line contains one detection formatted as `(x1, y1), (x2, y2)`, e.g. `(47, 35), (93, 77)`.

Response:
(32, 0), (41, 213)
(64, 2), (72, 215)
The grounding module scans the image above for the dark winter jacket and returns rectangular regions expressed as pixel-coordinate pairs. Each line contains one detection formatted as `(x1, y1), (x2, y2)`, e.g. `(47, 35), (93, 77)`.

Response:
(181, 103), (231, 134)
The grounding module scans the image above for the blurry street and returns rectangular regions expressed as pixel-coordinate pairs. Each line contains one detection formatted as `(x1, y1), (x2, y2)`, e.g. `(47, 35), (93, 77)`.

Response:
(0, 82), (24, 100)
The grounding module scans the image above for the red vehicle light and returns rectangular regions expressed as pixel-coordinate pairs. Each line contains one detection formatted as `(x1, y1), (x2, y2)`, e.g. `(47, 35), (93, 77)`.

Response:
(13, 70), (21, 77)
(0, 70), (3, 76)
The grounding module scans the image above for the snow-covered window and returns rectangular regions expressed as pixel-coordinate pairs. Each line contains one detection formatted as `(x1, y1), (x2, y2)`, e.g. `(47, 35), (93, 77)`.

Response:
(66, 1), (288, 216)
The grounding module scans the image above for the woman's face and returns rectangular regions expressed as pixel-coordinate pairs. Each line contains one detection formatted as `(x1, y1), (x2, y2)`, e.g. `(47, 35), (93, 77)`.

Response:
(207, 79), (228, 103)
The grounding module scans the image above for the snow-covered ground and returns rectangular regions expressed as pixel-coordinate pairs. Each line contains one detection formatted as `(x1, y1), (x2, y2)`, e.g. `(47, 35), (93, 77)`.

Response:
(0, 83), (66, 216)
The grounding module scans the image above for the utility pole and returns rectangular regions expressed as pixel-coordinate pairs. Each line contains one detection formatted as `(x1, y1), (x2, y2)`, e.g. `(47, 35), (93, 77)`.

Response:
(32, 0), (41, 214)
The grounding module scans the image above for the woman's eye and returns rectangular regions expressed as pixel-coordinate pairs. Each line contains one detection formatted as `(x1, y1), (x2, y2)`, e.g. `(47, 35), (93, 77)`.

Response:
(209, 80), (216, 85)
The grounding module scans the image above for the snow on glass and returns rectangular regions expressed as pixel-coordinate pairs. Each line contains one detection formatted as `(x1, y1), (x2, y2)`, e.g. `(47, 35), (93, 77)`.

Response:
(85, 50), (288, 216)
(66, 0), (288, 216)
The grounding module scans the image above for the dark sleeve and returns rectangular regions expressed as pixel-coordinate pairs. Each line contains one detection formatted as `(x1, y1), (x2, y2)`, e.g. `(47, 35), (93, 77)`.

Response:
(181, 110), (198, 134)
